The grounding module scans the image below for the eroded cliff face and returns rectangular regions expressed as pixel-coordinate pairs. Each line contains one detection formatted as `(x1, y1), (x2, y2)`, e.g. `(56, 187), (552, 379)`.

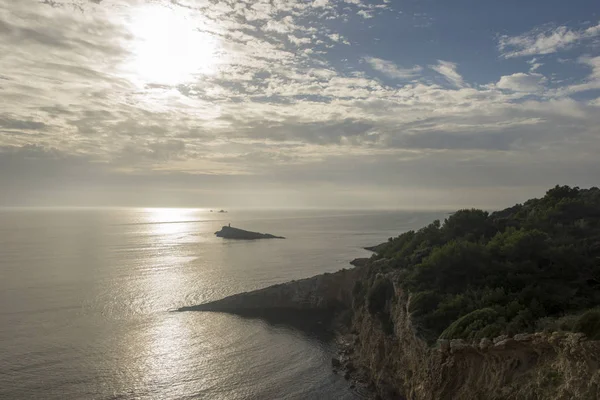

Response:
(181, 266), (600, 399)
(349, 274), (600, 400)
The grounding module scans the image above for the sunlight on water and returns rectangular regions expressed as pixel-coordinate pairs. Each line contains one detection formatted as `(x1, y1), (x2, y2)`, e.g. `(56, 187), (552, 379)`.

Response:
(0, 208), (447, 399)
(143, 207), (206, 224)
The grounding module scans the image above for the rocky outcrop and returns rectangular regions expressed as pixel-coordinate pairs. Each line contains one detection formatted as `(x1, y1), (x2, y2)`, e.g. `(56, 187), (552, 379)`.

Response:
(214, 226), (285, 239)
(350, 258), (370, 267)
(364, 244), (386, 253)
(178, 266), (365, 314)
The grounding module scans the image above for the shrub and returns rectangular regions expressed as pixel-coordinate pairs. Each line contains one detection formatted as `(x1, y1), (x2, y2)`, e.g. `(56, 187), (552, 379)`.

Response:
(573, 309), (600, 340)
(439, 308), (499, 340)
(409, 291), (441, 316)
(367, 278), (395, 315)
(367, 277), (396, 335)
(352, 280), (365, 310)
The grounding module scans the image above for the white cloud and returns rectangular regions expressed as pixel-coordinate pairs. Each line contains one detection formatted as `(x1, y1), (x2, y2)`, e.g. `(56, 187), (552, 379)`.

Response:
(527, 58), (543, 72)
(288, 35), (312, 46)
(429, 60), (465, 88)
(364, 57), (422, 79)
(357, 10), (374, 19)
(580, 56), (600, 80)
(552, 56), (600, 96)
(499, 21), (600, 58)
(262, 16), (296, 33)
(312, 0), (330, 8)
(496, 73), (547, 93)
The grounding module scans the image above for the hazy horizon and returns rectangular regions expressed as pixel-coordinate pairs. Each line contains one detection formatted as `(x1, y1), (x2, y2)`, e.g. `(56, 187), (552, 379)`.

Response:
(1, 0), (599, 209)
(0, 185), (574, 211)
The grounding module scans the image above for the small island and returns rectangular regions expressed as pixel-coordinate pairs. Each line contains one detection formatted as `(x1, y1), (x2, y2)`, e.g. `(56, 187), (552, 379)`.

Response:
(215, 225), (285, 240)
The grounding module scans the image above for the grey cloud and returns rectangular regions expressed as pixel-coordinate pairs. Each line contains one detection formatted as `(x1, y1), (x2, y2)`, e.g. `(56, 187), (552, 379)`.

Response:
(224, 118), (376, 145)
(0, 117), (47, 130)
(116, 140), (188, 163)
(0, 7), (129, 58)
(0, 145), (105, 190)
(0, 19), (70, 49)
(391, 131), (516, 151)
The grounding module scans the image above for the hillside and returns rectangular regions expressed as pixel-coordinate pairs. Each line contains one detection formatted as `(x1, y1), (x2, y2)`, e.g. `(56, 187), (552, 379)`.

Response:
(357, 185), (600, 343)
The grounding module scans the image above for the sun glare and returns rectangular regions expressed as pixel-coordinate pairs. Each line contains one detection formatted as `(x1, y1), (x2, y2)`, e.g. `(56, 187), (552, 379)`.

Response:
(127, 6), (219, 85)
(144, 208), (198, 224)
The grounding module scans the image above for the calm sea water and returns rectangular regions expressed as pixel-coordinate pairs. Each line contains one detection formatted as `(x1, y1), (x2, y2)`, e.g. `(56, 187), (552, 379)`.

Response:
(0, 208), (446, 400)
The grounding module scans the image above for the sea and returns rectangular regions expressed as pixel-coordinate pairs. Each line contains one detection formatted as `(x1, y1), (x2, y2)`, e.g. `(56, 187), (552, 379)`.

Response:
(0, 208), (447, 400)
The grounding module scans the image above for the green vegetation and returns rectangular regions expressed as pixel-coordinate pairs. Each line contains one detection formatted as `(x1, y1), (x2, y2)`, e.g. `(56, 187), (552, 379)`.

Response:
(572, 309), (600, 340)
(362, 186), (600, 342)
(365, 277), (396, 334)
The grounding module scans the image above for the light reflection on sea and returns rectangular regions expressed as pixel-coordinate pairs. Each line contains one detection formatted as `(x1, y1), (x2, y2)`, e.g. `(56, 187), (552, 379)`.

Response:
(0, 208), (447, 399)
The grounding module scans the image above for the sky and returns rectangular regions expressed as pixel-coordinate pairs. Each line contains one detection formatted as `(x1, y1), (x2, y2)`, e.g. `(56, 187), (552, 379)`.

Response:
(0, 0), (599, 209)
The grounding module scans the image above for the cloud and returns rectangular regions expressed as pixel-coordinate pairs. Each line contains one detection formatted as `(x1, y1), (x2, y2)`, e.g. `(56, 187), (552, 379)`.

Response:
(116, 139), (187, 164)
(357, 10), (374, 19)
(288, 34), (312, 46)
(0, 116), (47, 130)
(312, 0), (330, 8)
(262, 16), (296, 33)
(496, 73), (547, 93)
(364, 57), (422, 79)
(498, 21), (600, 58)
(551, 56), (600, 96)
(527, 58), (543, 72)
(0, 0), (600, 208)
(580, 56), (600, 80)
(429, 60), (465, 88)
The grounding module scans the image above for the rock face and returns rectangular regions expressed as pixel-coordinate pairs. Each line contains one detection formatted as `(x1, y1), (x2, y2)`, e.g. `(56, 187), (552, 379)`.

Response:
(214, 226), (285, 240)
(348, 277), (600, 400)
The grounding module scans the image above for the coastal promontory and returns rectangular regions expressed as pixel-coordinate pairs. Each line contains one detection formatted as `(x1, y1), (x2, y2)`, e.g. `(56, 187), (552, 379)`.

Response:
(187, 186), (600, 399)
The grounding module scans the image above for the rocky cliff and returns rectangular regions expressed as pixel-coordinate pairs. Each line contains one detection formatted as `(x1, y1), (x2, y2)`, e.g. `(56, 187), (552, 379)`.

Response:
(181, 264), (600, 399)
(347, 273), (600, 400)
